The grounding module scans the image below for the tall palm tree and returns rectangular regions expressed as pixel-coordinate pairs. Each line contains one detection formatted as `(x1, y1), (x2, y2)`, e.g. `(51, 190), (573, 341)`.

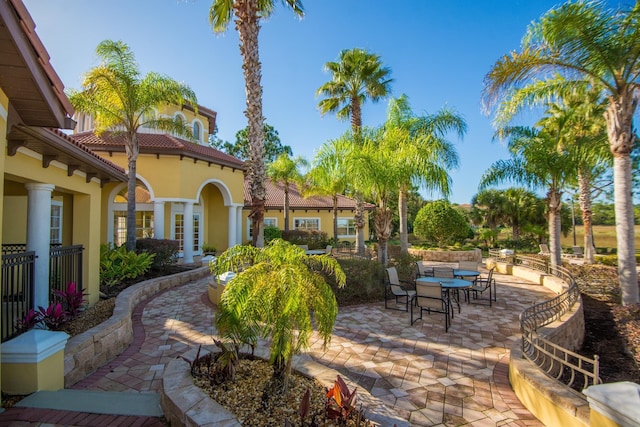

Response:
(305, 138), (351, 243)
(210, 0), (304, 247)
(537, 89), (610, 264)
(267, 153), (308, 233)
(68, 40), (197, 251)
(348, 128), (402, 265)
(317, 48), (392, 253)
(482, 0), (640, 304)
(382, 95), (465, 253)
(480, 126), (578, 267)
(501, 188), (541, 240)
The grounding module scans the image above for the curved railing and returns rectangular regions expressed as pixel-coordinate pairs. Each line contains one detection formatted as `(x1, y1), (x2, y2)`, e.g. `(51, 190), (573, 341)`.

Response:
(489, 249), (600, 390)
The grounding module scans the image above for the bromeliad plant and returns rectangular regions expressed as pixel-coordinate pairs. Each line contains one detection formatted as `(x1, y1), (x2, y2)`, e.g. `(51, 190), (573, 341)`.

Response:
(211, 239), (346, 388)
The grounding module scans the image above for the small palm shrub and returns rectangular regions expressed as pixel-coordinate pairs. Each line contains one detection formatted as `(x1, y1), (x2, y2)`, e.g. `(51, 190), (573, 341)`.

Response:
(211, 239), (345, 386)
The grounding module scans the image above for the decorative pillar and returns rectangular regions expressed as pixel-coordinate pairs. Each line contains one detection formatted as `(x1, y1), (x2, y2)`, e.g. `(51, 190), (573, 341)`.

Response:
(153, 201), (165, 239)
(25, 183), (54, 309)
(236, 206), (243, 246)
(227, 205), (237, 247)
(182, 202), (194, 264)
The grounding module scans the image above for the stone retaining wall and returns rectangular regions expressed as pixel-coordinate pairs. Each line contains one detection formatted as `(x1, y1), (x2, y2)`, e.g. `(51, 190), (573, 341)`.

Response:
(64, 266), (210, 387)
(489, 259), (590, 427)
(162, 346), (410, 427)
(408, 248), (482, 263)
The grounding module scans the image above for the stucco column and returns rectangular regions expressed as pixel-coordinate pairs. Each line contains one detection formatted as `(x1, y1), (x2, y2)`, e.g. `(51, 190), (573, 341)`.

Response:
(227, 205), (237, 247)
(153, 201), (165, 239)
(236, 206), (243, 246)
(25, 183), (54, 309)
(183, 201), (194, 264)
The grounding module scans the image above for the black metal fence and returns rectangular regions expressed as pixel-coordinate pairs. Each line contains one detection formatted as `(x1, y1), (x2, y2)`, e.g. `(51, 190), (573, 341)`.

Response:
(49, 245), (84, 296)
(1, 244), (83, 342)
(489, 249), (600, 389)
(1, 251), (35, 342)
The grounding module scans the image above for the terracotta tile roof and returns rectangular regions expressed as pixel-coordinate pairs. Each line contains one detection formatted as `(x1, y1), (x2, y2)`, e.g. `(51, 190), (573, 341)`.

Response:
(244, 179), (375, 211)
(1, 0), (75, 128)
(72, 131), (246, 170)
(48, 129), (126, 174)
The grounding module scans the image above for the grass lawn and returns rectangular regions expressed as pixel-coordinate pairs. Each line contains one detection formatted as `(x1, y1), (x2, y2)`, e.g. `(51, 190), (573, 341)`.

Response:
(561, 225), (640, 250)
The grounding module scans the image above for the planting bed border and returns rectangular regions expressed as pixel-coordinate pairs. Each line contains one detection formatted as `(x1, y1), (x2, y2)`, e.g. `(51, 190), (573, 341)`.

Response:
(63, 266), (210, 387)
(162, 346), (409, 427)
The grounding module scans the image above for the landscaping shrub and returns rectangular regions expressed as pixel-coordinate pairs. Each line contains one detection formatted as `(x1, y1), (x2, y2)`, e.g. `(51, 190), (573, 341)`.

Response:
(100, 244), (154, 287)
(264, 225), (282, 244)
(281, 229), (330, 249)
(136, 238), (178, 271)
(388, 252), (421, 282)
(414, 200), (471, 247)
(322, 258), (385, 305)
(597, 254), (640, 266)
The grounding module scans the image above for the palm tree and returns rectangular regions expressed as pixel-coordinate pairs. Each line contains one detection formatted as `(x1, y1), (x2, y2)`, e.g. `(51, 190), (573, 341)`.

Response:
(482, 0), (640, 304)
(537, 89), (610, 264)
(317, 48), (392, 253)
(346, 128), (402, 265)
(211, 239), (345, 385)
(305, 138), (351, 243)
(382, 95), (465, 253)
(68, 40), (197, 251)
(210, 0), (304, 247)
(501, 188), (541, 240)
(480, 126), (578, 267)
(266, 153), (308, 233)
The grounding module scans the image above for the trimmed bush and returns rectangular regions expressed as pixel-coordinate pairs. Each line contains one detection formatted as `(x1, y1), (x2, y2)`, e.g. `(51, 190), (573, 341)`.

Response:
(264, 226), (282, 244)
(282, 229), (330, 249)
(321, 258), (385, 306)
(136, 238), (179, 271)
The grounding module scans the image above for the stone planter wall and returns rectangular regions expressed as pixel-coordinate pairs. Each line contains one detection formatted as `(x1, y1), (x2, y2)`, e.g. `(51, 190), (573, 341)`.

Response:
(489, 258), (590, 427)
(64, 266), (210, 387)
(408, 248), (482, 263)
(162, 346), (410, 427)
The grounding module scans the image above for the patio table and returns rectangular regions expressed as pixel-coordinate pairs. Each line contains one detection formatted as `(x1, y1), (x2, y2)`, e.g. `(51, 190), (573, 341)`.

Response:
(415, 277), (473, 316)
(453, 269), (480, 279)
(305, 249), (326, 255)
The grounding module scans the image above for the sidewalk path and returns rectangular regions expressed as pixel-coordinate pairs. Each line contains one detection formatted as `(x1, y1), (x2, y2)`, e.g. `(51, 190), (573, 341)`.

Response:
(4, 271), (555, 426)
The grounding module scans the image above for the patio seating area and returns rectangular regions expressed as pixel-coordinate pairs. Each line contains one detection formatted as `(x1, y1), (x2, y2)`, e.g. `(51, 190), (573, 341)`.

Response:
(46, 265), (552, 426)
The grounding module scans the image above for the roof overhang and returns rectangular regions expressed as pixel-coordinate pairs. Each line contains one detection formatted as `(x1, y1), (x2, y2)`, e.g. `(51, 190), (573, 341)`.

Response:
(7, 124), (127, 185)
(0, 0), (75, 129)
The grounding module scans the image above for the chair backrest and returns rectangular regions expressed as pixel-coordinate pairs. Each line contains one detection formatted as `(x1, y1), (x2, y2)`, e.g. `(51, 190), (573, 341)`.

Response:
(458, 261), (478, 271)
(539, 244), (550, 254)
(572, 246), (583, 256)
(385, 267), (400, 286)
(325, 245), (333, 254)
(297, 244), (309, 251)
(433, 267), (454, 278)
(478, 267), (495, 289)
(415, 282), (444, 310)
(416, 261), (434, 277)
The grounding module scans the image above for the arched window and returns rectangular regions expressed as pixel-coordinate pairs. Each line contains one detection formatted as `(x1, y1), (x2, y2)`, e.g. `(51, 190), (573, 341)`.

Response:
(193, 122), (201, 141)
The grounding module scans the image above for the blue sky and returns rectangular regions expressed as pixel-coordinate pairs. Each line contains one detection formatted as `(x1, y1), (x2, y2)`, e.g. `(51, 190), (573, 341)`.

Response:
(22, 0), (630, 204)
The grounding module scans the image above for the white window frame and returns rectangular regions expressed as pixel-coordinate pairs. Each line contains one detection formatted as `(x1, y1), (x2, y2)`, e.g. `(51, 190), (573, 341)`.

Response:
(293, 217), (320, 231)
(337, 217), (356, 238)
(50, 201), (63, 244)
(247, 217), (278, 239)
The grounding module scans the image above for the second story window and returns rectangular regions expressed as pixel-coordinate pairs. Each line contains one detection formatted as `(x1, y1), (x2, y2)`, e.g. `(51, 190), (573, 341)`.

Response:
(193, 122), (201, 142)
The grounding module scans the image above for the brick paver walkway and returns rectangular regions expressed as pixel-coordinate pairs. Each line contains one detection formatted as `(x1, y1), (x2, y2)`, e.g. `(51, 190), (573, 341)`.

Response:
(3, 269), (554, 426)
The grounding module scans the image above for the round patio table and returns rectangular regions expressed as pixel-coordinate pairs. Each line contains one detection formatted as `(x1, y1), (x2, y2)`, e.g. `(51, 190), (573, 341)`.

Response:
(415, 277), (473, 315)
(305, 249), (326, 255)
(453, 269), (480, 279)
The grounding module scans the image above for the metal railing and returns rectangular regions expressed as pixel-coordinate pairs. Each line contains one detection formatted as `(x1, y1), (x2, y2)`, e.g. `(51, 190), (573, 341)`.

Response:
(1, 251), (35, 342)
(489, 249), (601, 389)
(49, 245), (84, 296)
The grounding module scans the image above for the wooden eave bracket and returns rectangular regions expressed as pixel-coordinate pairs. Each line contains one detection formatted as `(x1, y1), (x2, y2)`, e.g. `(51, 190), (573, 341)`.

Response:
(85, 172), (97, 183)
(7, 139), (26, 156)
(68, 165), (80, 176)
(42, 154), (57, 168)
